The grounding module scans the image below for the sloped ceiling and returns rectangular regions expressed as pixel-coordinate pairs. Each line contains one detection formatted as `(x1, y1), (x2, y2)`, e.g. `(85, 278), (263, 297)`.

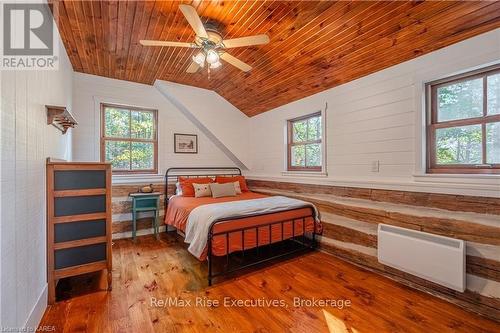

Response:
(154, 80), (251, 169)
(51, 0), (500, 116)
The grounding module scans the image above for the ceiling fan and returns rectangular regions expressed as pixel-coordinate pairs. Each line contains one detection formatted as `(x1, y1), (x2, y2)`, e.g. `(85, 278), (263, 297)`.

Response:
(140, 4), (270, 73)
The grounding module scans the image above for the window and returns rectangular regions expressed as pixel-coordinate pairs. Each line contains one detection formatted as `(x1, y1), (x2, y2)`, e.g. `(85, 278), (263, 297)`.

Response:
(287, 112), (322, 171)
(101, 103), (158, 173)
(427, 65), (500, 174)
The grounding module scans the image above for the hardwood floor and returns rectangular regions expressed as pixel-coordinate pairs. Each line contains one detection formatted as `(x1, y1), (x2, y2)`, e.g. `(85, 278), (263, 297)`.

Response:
(40, 233), (499, 333)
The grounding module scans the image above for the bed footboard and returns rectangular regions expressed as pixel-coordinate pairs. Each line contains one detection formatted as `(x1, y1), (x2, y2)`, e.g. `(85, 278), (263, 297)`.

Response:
(207, 207), (317, 286)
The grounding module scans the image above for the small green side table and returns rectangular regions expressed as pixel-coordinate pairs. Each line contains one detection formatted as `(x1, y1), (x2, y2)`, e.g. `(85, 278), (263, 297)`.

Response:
(129, 192), (161, 241)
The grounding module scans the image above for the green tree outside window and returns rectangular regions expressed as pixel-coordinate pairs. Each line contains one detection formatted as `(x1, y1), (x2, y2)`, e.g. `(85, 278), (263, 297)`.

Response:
(429, 67), (500, 173)
(101, 104), (157, 173)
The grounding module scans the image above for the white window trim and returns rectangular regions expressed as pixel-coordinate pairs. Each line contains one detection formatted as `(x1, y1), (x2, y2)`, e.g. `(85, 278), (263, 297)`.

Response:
(93, 95), (161, 178)
(281, 170), (328, 177)
(282, 107), (328, 177)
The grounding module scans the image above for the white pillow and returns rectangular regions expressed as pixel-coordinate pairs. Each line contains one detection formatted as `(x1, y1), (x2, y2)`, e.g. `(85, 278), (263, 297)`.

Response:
(192, 183), (212, 198)
(233, 181), (242, 194)
(175, 182), (182, 195)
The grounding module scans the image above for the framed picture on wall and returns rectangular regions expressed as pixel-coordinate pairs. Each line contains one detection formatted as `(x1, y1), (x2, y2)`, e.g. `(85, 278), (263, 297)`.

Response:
(174, 133), (198, 154)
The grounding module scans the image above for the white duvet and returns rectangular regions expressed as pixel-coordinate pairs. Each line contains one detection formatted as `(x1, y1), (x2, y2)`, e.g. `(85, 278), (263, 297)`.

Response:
(184, 195), (320, 258)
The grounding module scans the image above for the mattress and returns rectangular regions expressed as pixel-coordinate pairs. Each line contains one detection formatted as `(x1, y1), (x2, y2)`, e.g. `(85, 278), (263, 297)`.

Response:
(164, 192), (319, 260)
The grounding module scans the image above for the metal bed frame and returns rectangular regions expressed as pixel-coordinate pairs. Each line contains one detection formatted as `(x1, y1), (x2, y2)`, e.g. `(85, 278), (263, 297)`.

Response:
(165, 167), (318, 285)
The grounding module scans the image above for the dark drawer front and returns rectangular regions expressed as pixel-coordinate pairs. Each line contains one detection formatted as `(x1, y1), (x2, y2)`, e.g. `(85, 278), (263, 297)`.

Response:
(135, 198), (158, 209)
(54, 170), (106, 190)
(54, 195), (106, 217)
(54, 243), (107, 269)
(54, 220), (106, 243)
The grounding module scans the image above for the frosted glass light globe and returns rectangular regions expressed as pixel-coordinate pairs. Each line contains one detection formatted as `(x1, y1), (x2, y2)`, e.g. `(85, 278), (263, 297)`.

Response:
(192, 52), (205, 65)
(210, 61), (222, 69)
(206, 49), (219, 64)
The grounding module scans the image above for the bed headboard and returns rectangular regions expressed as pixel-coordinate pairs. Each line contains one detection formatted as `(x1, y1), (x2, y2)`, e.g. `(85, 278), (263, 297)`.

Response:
(164, 167), (242, 205)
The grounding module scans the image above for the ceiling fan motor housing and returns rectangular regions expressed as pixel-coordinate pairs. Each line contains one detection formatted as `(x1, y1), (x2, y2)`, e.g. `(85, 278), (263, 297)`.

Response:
(195, 27), (223, 48)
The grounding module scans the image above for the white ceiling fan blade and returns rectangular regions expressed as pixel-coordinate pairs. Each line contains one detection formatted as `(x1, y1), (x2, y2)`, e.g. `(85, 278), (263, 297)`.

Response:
(179, 4), (208, 39)
(220, 52), (252, 72)
(222, 34), (270, 48)
(140, 40), (196, 48)
(186, 62), (200, 73)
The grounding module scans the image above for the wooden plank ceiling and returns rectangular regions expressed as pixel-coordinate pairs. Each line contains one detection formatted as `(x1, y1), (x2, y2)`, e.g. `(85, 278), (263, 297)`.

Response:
(51, 0), (500, 116)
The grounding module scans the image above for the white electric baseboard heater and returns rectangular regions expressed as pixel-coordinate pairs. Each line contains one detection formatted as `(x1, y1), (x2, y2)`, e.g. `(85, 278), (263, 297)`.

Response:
(377, 224), (465, 292)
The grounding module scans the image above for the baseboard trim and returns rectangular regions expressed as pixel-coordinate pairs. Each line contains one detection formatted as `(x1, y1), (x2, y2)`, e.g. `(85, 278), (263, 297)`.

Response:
(24, 284), (48, 330)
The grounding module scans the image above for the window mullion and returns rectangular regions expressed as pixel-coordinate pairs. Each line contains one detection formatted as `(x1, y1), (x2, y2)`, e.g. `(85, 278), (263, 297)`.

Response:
(128, 110), (132, 171)
(306, 118), (309, 142)
(102, 137), (154, 143)
(128, 141), (132, 171)
(482, 123), (487, 165)
(290, 139), (321, 146)
(434, 117), (486, 129)
(128, 109), (132, 139)
(483, 75), (488, 117)
(304, 143), (308, 168)
(482, 76), (487, 165)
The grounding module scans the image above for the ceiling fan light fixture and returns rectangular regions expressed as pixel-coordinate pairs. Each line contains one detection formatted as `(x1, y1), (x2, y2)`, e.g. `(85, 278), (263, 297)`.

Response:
(206, 49), (219, 64)
(142, 5), (268, 75)
(210, 60), (222, 69)
(192, 52), (205, 65)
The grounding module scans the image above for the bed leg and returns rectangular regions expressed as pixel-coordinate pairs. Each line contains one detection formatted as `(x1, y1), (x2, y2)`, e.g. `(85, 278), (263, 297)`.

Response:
(312, 223), (317, 248)
(208, 257), (213, 286)
(208, 233), (213, 286)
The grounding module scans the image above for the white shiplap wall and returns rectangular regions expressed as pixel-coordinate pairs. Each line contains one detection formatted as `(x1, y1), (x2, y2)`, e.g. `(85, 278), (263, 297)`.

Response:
(247, 28), (500, 197)
(154, 80), (251, 169)
(0, 41), (74, 328)
(71, 73), (236, 181)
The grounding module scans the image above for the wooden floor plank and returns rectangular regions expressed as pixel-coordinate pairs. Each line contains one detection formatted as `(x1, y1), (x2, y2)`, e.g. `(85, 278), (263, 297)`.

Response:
(39, 233), (500, 332)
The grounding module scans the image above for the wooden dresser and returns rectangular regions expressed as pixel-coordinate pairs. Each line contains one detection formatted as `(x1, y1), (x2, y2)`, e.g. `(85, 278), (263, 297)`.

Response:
(46, 159), (112, 304)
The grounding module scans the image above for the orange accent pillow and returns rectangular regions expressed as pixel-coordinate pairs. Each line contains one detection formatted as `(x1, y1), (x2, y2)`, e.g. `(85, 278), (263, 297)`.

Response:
(215, 176), (249, 192)
(179, 177), (213, 197)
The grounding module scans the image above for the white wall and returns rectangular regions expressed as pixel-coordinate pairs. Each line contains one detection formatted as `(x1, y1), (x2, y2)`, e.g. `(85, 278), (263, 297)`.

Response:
(71, 73), (236, 181)
(154, 80), (250, 169)
(247, 28), (500, 198)
(0, 35), (73, 329)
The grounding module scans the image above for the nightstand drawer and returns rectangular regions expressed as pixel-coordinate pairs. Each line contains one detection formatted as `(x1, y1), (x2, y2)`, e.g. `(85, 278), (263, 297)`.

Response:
(134, 197), (158, 209)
